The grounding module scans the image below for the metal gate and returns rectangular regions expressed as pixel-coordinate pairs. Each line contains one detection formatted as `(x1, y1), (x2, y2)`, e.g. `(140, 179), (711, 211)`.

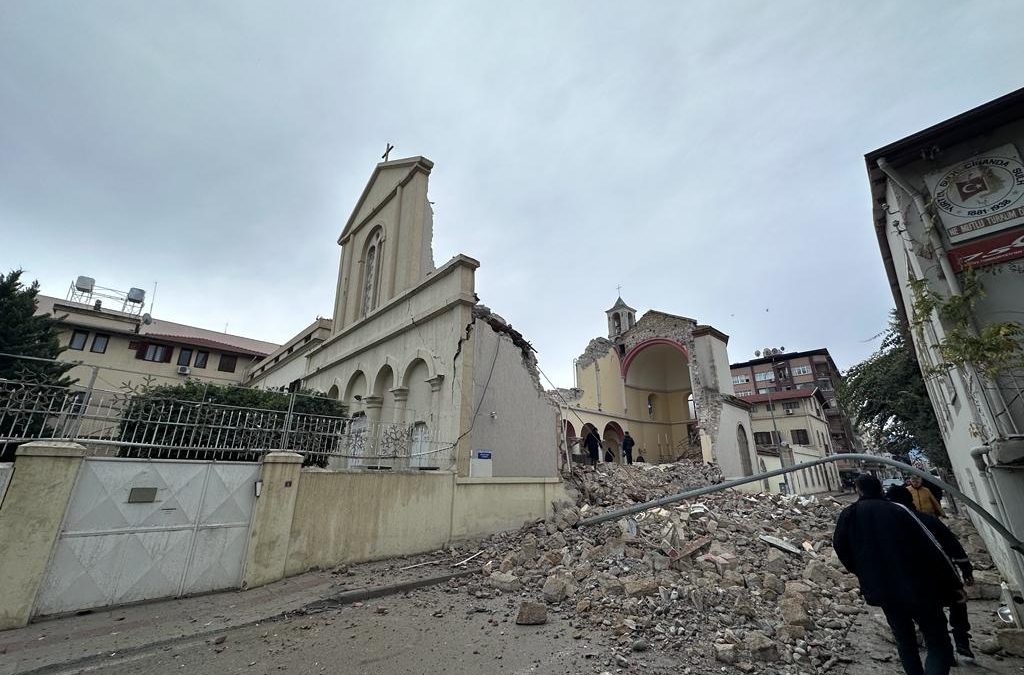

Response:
(33, 457), (259, 617)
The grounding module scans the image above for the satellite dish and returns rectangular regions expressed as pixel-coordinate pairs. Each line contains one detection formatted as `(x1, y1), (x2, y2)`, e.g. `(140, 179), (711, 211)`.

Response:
(754, 350), (761, 357)
(141, 313), (153, 325)
(780, 346), (786, 352)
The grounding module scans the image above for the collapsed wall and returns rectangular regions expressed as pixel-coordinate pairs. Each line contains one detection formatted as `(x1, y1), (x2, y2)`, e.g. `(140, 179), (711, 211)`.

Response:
(462, 304), (560, 477)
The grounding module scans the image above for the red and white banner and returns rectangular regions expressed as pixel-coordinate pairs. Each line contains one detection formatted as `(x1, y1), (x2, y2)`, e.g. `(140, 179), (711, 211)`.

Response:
(947, 227), (1024, 272)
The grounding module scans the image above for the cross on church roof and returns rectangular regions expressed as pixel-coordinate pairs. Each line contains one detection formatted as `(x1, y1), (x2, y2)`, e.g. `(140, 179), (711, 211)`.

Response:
(382, 143), (395, 162)
(616, 284), (622, 296)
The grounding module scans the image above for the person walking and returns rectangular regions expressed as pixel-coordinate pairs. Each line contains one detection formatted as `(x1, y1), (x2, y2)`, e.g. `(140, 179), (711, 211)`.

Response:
(907, 475), (945, 517)
(887, 484), (975, 663)
(833, 475), (963, 675)
(622, 431), (635, 465)
(583, 428), (600, 467)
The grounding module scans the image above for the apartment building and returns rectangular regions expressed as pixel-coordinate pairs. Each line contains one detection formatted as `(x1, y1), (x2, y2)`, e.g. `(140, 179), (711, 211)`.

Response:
(33, 281), (278, 393)
(743, 388), (839, 496)
(730, 348), (858, 462)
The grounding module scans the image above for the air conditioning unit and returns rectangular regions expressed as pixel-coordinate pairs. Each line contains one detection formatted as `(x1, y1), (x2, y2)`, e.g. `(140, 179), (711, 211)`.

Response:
(177, 365), (191, 376)
(785, 409), (794, 415)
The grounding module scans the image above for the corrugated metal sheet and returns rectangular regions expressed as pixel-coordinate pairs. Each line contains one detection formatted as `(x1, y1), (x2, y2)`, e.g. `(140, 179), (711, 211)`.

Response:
(33, 457), (257, 617)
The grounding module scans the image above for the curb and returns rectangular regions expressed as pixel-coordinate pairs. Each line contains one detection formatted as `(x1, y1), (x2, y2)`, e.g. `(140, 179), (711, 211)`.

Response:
(16, 567), (481, 675)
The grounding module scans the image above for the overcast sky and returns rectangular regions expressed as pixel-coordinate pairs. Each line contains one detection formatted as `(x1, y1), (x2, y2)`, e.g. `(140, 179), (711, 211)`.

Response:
(2, 2), (1023, 387)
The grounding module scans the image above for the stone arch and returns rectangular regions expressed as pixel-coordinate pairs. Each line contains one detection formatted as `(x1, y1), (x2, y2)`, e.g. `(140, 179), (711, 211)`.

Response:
(737, 424), (753, 476)
(400, 349), (438, 386)
(563, 420), (579, 459)
(603, 421), (624, 463)
(612, 313), (622, 335)
(621, 338), (689, 377)
(372, 364), (397, 433)
(343, 370), (369, 407)
(404, 358), (433, 424)
(373, 363), (396, 395)
(327, 384), (340, 399)
(580, 422), (600, 461)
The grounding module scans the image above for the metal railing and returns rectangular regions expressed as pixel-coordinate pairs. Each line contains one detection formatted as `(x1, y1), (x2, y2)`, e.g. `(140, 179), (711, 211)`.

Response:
(0, 378), (455, 469)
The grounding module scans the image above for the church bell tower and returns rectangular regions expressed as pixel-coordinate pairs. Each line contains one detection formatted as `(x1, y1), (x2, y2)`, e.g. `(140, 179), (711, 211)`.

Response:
(606, 296), (637, 339)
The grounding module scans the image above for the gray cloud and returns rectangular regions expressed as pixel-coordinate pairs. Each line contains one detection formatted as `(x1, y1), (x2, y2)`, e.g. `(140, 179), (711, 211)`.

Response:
(2, 1), (1023, 386)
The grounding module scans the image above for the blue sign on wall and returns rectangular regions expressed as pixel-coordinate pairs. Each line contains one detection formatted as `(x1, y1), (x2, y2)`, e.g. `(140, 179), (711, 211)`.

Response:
(476, 451), (492, 459)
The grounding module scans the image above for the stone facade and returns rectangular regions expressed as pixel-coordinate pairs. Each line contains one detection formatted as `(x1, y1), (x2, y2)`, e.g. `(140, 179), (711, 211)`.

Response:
(556, 301), (755, 479)
(301, 156), (559, 477)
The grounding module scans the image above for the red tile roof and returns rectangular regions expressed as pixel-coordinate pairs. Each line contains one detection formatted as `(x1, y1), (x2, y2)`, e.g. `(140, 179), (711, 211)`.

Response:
(36, 295), (279, 356)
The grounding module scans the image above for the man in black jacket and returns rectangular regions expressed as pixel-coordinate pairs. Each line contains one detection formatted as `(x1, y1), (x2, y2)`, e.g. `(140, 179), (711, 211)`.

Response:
(833, 475), (963, 675)
(583, 429), (600, 466)
(622, 431), (635, 465)
(887, 484), (975, 662)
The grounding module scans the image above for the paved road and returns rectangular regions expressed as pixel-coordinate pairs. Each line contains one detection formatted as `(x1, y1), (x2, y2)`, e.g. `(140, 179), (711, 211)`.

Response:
(64, 586), (681, 675)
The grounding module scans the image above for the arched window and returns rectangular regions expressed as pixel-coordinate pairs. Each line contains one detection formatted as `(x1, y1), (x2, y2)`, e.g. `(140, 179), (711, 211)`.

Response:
(613, 313), (622, 334)
(737, 424), (752, 476)
(361, 228), (384, 317)
(363, 245), (378, 315)
(647, 394), (656, 418)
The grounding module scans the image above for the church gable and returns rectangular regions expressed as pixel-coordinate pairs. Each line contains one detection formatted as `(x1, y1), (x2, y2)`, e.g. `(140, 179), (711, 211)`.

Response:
(333, 156), (438, 329)
(339, 156), (434, 243)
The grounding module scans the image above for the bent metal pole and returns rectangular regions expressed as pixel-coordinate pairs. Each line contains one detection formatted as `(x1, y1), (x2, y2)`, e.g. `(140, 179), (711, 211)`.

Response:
(574, 453), (1024, 557)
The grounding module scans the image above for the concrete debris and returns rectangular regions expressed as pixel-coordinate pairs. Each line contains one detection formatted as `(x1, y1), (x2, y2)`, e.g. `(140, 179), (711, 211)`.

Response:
(447, 460), (877, 673)
(515, 601), (547, 625)
(759, 535), (802, 555)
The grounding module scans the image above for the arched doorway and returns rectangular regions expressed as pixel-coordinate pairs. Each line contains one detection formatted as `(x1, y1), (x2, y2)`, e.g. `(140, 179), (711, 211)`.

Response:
(737, 424), (752, 476)
(622, 339), (693, 461)
(580, 423), (599, 464)
(564, 420), (578, 459)
(603, 421), (624, 463)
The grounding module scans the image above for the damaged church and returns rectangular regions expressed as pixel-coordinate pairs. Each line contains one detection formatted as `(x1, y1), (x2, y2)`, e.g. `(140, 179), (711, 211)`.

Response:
(263, 153), (754, 481)
(297, 156), (559, 478)
(553, 298), (758, 480)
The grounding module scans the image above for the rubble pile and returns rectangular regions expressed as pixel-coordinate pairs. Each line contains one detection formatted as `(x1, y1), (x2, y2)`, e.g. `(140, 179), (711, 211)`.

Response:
(572, 460), (724, 508)
(457, 461), (864, 673)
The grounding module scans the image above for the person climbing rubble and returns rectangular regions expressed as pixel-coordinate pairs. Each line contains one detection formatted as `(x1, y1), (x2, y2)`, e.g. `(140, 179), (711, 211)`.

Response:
(887, 484), (976, 664)
(833, 475), (963, 675)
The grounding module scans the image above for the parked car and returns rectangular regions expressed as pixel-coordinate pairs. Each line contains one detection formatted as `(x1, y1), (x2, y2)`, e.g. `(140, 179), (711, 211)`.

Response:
(881, 477), (905, 490)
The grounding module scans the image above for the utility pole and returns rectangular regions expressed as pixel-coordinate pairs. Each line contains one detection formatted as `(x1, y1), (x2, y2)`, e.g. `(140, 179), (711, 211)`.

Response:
(758, 347), (793, 493)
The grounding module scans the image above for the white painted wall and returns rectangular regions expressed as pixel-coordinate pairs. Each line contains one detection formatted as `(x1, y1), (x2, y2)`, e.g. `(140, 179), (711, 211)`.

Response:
(304, 256), (476, 454)
(877, 124), (1024, 587)
(714, 401), (756, 479)
(468, 324), (559, 477)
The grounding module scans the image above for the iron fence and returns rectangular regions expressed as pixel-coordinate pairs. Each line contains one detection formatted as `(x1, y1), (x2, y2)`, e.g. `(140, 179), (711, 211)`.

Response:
(0, 378), (455, 470)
